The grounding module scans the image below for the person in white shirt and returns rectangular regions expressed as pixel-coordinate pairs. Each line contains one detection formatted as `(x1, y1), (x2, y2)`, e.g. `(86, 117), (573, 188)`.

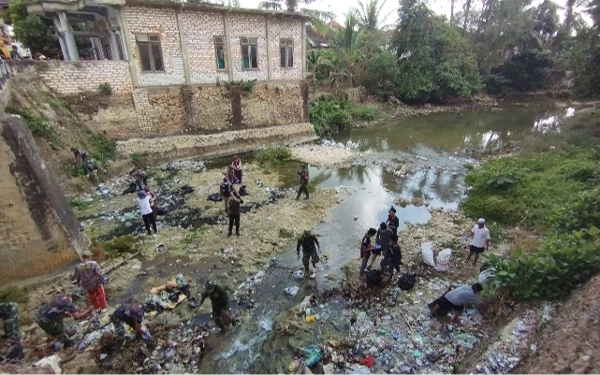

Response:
(428, 283), (484, 322)
(466, 218), (491, 266)
(137, 190), (156, 235)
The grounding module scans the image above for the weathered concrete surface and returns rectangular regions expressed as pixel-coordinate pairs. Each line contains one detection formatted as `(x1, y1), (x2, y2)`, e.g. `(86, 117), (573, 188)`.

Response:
(0, 116), (89, 281)
(116, 122), (317, 157)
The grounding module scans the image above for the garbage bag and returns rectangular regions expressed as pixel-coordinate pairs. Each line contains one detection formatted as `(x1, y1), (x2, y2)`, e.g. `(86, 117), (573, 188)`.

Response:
(436, 248), (452, 272)
(34, 355), (62, 374)
(284, 286), (299, 296)
(421, 242), (435, 267)
(188, 297), (201, 308)
(207, 193), (222, 202)
(366, 269), (382, 287)
(479, 269), (495, 284)
(293, 270), (305, 280)
(397, 273), (417, 290)
(239, 185), (248, 196)
(156, 206), (167, 216)
(122, 182), (137, 195)
(180, 184), (195, 195)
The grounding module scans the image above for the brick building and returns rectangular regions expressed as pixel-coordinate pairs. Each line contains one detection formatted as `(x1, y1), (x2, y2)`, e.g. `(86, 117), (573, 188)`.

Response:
(25, 0), (307, 93)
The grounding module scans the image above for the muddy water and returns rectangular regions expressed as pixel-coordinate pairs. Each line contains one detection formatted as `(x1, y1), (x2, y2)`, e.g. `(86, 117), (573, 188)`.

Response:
(196, 102), (572, 373)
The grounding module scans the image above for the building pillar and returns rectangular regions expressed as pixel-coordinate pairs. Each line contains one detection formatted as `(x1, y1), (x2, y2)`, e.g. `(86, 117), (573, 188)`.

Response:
(118, 7), (139, 86)
(176, 6), (191, 84)
(58, 12), (79, 61)
(223, 12), (233, 82)
(301, 20), (306, 79)
(266, 16), (272, 80)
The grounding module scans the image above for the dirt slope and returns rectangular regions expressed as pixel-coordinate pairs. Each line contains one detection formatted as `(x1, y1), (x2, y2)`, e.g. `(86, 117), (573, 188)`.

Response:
(517, 275), (600, 373)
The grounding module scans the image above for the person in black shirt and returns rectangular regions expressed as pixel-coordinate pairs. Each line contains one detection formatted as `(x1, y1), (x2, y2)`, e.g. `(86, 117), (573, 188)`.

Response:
(296, 165), (309, 200)
(387, 206), (400, 236)
(381, 234), (402, 275)
(359, 228), (377, 275)
(228, 188), (242, 237)
(297, 230), (320, 278)
(220, 177), (233, 213)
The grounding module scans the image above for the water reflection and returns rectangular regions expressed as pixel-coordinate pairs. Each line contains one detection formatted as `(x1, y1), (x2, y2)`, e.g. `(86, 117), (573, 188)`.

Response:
(336, 101), (573, 153)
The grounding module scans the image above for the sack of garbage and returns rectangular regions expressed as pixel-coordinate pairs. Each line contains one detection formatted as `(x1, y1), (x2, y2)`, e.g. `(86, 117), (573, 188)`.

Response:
(293, 270), (304, 280)
(207, 193), (222, 202)
(421, 242), (436, 267)
(239, 185), (248, 196)
(436, 248), (452, 272)
(366, 269), (382, 287)
(156, 207), (167, 216)
(397, 273), (417, 290)
(284, 286), (299, 296)
(479, 269), (496, 284)
(180, 184), (195, 195)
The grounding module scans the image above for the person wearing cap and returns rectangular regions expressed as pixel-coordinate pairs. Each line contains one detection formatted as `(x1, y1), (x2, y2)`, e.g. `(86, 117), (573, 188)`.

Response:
(74, 251), (107, 312)
(386, 207), (400, 236)
(111, 301), (152, 342)
(137, 190), (157, 235)
(296, 164), (310, 200)
(199, 281), (235, 332)
(36, 294), (94, 347)
(297, 230), (321, 278)
(466, 218), (491, 266)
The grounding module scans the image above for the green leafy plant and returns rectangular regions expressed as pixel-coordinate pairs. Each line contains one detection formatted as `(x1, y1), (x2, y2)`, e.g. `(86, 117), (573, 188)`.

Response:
(131, 153), (147, 168)
(5, 105), (60, 147)
(309, 94), (353, 136)
(255, 147), (292, 166)
(71, 198), (92, 211)
(0, 286), (27, 303)
(98, 82), (113, 96)
(95, 235), (140, 258)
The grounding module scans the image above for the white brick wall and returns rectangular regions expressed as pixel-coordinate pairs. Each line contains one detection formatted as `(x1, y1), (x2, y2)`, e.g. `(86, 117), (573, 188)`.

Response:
(124, 6), (185, 87)
(37, 61), (133, 95)
(181, 10), (229, 84)
(269, 18), (303, 80)
(229, 14), (268, 81)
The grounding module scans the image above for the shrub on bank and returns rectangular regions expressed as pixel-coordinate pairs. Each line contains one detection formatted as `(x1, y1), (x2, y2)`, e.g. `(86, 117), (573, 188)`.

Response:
(256, 147), (292, 166)
(309, 94), (380, 136)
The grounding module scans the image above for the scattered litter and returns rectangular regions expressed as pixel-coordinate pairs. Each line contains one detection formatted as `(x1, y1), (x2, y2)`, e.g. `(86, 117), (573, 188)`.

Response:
(293, 270), (305, 280)
(34, 355), (62, 374)
(421, 242), (436, 267)
(284, 286), (300, 297)
(305, 315), (317, 323)
(156, 243), (166, 253)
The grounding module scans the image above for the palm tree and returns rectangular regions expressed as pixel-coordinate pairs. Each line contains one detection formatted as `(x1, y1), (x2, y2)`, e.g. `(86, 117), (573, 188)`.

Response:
(565, 0), (585, 34)
(258, 0), (315, 13)
(356, 0), (391, 31)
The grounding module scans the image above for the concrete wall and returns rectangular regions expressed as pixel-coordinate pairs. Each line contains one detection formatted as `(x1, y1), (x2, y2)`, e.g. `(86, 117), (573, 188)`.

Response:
(1, 117), (89, 281)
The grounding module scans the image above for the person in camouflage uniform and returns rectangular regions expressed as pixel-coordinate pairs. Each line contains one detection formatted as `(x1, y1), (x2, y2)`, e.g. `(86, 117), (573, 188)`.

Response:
(297, 230), (321, 278)
(296, 165), (310, 200)
(110, 302), (152, 342)
(36, 294), (94, 347)
(199, 281), (235, 332)
(0, 302), (23, 360)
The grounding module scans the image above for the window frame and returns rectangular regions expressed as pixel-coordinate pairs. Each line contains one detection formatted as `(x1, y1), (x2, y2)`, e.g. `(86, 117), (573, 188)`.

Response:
(240, 36), (259, 71)
(279, 38), (294, 69)
(214, 36), (227, 72)
(136, 33), (164, 73)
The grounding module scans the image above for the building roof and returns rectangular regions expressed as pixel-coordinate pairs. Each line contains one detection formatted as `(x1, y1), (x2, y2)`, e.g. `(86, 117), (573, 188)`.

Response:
(26, 0), (310, 20)
(306, 25), (330, 48)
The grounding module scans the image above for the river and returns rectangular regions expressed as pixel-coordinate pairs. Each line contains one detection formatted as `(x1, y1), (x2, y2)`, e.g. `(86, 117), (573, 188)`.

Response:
(194, 100), (572, 373)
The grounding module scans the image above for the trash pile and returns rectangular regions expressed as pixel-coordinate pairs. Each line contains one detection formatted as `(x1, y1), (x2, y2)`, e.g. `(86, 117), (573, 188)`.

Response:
(159, 160), (206, 173)
(472, 303), (556, 374)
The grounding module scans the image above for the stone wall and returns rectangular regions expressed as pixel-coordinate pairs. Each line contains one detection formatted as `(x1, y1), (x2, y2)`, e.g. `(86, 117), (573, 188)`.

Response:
(1, 117), (89, 281)
(33, 60), (133, 95)
(123, 5), (186, 87)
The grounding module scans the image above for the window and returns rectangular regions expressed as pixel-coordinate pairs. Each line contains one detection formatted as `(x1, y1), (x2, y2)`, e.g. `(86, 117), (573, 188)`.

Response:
(136, 34), (164, 72)
(240, 37), (258, 70)
(214, 36), (226, 71)
(280, 39), (293, 68)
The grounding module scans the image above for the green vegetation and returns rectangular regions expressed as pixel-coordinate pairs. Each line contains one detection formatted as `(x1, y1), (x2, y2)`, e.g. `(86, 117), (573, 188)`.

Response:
(465, 110), (600, 301)
(71, 198), (92, 211)
(309, 94), (380, 136)
(98, 82), (113, 96)
(255, 147), (292, 166)
(0, 286), (27, 303)
(5, 104), (60, 147)
(131, 153), (147, 168)
(86, 129), (117, 167)
(3, 0), (60, 58)
(485, 51), (553, 95)
(94, 235), (140, 258)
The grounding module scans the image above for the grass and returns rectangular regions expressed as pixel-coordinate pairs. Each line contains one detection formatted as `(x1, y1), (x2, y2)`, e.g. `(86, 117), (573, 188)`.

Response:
(93, 235), (140, 258)
(5, 104), (61, 148)
(255, 147), (292, 166)
(131, 153), (147, 168)
(0, 286), (27, 303)
(71, 198), (92, 211)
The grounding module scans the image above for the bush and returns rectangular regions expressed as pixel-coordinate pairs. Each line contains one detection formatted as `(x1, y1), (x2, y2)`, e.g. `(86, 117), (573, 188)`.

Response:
(98, 82), (113, 96)
(131, 153), (147, 168)
(95, 235), (140, 258)
(309, 95), (353, 136)
(86, 129), (116, 166)
(5, 105), (60, 147)
(360, 50), (401, 101)
(485, 50), (553, 94)
(255, 147), (292, 166)
(0, 286), (27, 303)
(348, 103), (379, 122)
(488, 231), (600, 300)
(551, 187), (600, 236)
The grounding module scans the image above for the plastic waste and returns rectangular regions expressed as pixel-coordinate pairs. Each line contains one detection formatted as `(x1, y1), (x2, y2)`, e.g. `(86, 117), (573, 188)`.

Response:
(421, 242), (435, 267)
(34, 355), (62, 374)
(305, 315), (317, 323)
(293, 270), (305, 280)
(435, 248), (452, 272)
(479, 269), (496, 284)
(347, 364), (371, 374)
(304, 346), (321, 367)
(359, 355), (375, 368)
(284, 286), (300, 296)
